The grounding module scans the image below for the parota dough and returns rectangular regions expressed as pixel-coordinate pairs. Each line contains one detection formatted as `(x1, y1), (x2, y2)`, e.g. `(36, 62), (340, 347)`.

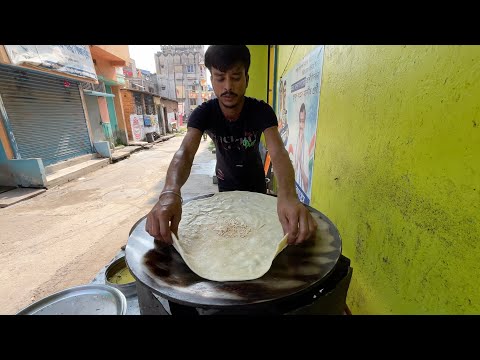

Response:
(172, 191), (288, 281)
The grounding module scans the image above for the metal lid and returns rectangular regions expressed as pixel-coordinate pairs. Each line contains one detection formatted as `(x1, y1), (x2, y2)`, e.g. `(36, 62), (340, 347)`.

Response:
(16, 284), (127, 315)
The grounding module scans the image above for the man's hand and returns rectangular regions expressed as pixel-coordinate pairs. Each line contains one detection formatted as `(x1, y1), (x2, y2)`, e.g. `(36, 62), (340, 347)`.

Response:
(145, 127), (202, 244)
(277, 195), (317, 245)
(145, 193), (182, 245)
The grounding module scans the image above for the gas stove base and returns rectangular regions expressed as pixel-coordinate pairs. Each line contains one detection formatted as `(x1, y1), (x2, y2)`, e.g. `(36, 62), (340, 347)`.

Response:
(135, 255), (353, 315)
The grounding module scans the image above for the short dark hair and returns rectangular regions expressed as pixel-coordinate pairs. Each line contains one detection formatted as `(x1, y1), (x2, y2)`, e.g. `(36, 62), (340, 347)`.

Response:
(205, 45), (251, 74)
(300, 103), (306, 114)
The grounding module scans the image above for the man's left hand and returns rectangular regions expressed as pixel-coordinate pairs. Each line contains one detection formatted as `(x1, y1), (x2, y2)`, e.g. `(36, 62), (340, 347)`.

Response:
(277, 195), (317, 245)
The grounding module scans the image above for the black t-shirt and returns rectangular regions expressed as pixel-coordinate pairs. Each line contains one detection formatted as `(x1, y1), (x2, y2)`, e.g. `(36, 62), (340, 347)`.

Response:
(188, 97), (278, 194)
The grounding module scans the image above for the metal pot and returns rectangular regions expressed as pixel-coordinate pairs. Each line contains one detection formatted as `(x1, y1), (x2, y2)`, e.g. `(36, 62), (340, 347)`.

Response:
(105, 255), (137, 298)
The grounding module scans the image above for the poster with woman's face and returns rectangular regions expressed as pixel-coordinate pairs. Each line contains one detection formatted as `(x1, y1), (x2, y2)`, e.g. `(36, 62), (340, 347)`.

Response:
(276, 46), (325, 205)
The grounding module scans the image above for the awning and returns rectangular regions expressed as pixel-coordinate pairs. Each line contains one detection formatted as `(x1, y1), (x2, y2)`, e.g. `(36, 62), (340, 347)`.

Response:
(83, 90), (115, 98)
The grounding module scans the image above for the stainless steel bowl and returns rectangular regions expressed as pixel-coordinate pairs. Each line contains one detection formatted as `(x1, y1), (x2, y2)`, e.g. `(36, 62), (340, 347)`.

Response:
(16, 284), (127, 315)
(105, 255), (137, 298)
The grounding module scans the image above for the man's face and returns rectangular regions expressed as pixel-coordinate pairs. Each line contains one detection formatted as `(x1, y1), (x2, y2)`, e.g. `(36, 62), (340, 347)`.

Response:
(210, 63), (249, 109)
(299, 109), (306, 131)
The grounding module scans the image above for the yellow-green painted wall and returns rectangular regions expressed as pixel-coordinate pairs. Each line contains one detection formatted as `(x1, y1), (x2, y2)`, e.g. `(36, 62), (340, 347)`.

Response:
(246, 45), (268, 102)
(276, 45), (480, 314)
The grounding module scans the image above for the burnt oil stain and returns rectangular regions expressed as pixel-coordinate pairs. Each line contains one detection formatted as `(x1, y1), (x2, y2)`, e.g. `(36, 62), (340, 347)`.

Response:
(143, 233), (338, 303)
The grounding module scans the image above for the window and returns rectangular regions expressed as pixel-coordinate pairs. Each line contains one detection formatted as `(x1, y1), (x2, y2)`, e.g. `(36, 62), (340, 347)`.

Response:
(161, 85), (166, 90)
(176, 85), (184, 98)
(191, 85), (196, 91)
(189, 98), (196, 105)
(187, 65), (194, 73)
(134, 93), (143, 114)
(145, 96), (155, 115)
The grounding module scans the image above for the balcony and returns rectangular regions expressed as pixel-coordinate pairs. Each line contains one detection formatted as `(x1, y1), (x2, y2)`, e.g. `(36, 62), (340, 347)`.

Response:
(80, 81), (114, 98)
(81, 81), (106, 93)
(90, 46), (128, 66)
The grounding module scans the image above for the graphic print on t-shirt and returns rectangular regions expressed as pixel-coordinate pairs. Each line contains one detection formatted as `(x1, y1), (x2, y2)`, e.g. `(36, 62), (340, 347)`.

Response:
(214, 131), (257, 151)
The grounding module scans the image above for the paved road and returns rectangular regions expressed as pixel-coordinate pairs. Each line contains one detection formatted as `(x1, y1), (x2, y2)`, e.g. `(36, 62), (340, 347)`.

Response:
(0, 135), (217, 314)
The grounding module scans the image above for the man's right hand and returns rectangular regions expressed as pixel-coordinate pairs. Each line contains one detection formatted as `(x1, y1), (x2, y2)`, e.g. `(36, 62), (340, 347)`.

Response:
(145, 193), (182, 245)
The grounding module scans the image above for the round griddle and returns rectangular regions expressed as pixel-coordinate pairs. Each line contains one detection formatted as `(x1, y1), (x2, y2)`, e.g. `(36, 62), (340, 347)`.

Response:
(125, 193), (342, 309)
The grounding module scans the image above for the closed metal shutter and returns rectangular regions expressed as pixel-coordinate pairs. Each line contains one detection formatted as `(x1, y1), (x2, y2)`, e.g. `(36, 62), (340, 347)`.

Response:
(0, 64), (92, 166)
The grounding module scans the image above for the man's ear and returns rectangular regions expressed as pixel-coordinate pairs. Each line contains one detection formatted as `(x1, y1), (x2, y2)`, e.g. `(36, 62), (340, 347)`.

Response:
(246, 73), (249, 88)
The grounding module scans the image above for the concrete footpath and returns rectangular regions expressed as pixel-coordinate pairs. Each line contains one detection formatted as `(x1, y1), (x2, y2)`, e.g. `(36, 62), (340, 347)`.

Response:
(0, 135), (217, 314)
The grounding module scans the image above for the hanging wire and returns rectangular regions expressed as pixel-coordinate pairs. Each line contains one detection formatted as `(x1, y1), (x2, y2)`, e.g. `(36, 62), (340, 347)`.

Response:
(279, 45), (297, 80)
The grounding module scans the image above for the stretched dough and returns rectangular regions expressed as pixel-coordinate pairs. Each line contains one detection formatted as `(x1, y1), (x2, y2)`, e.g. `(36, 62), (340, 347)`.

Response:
(172, 191), (288, 281)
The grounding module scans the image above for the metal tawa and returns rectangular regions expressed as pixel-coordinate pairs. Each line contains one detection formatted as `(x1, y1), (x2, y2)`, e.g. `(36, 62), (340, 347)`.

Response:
(125, 193), (342, 310)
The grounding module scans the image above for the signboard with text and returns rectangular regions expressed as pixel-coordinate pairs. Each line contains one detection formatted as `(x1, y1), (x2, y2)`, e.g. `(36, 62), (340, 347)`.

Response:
(5, 45), (97, 82)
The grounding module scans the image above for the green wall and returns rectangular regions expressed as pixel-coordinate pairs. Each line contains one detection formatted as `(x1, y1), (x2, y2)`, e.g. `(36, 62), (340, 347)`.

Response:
(246, 45), (269, 102)
(276, 45), (480, 314)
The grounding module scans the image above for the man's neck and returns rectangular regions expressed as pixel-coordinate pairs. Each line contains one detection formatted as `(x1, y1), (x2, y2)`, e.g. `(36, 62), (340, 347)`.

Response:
(219, 97), (246, 122)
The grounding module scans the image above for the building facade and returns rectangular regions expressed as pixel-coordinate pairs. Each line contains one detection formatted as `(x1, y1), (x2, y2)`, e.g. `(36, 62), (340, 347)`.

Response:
(81, 45), (129, 147)
(124, 59), (157, 94)
(154, 45), (209, 117)
(0, 45), (130, 188)
(121, 88), (178, 142)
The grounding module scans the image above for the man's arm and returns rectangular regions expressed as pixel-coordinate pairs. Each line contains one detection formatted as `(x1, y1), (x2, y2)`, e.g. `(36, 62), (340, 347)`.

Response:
(164, 127), (203, 193)
(145, 127), (203, 244)
(263, 126), (317, 244)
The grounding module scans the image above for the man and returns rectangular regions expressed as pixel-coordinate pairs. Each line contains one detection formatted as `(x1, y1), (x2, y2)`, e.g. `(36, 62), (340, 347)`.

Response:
(146, 45), (317, 246)
(295, 103), (309, 191)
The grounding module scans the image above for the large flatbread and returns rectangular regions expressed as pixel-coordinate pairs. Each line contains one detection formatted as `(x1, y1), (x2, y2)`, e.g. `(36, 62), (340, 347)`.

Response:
(171, 191), (288, 282)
